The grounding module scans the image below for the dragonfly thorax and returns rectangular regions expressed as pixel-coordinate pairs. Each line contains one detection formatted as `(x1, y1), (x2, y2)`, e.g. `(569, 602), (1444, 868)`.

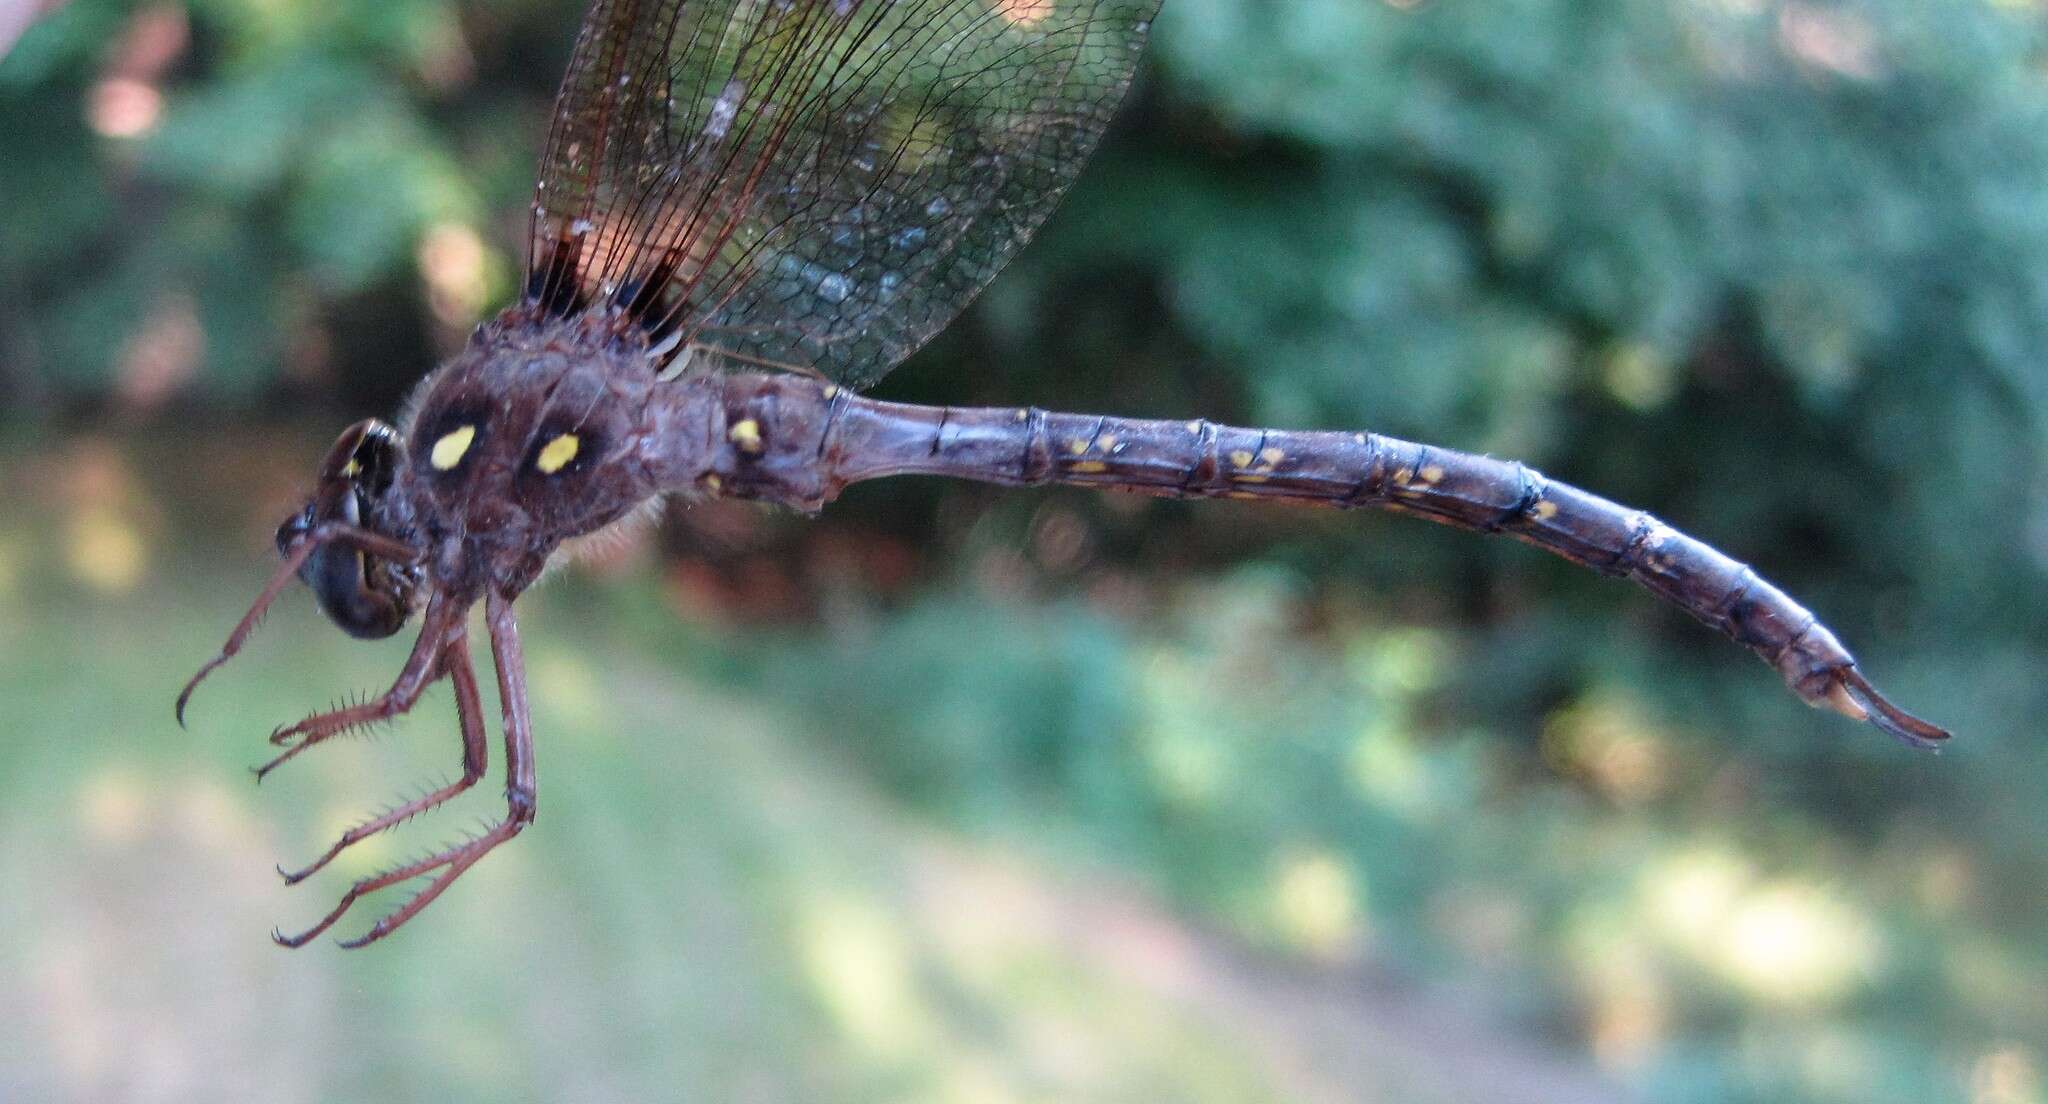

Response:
(405, 314), (685, 590)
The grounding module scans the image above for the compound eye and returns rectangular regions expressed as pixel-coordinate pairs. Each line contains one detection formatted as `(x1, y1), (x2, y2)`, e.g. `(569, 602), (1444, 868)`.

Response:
(347, 422), (399, 493)
(318, 420), (382, 482)
(316, 419), (401, 493)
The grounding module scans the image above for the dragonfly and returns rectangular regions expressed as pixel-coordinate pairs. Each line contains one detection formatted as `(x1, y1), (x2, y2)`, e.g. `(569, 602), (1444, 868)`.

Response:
(178, 0), (1949, 948)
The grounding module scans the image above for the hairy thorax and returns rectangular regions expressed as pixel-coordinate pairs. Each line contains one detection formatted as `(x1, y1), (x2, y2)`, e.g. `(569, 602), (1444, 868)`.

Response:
(385, 309), (706, 598)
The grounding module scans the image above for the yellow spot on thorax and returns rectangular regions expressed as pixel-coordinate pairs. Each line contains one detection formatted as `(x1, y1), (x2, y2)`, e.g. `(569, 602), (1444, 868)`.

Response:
(430, 425), (476, 470)
(340, 459), (362, 478)
(702, 473), (722, 493)
(729, 418), (763, 453)
(535, 433), (580, 474)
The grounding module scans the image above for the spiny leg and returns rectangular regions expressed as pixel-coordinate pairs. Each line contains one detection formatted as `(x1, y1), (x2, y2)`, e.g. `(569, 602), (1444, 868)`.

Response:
(277, 623), (490, 886)
(276, 590), (538, 949)
(334, 592), (536, 949)
(177, 522), (421, 726)
(272, 828), (494, 948)
(253, 594), (461, 782)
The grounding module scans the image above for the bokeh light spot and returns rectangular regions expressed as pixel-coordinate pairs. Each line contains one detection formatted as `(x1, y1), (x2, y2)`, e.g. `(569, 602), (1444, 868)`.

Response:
(1717, 884), (1880, 1006)
(1601, 342), (1679, 412)
(1347, 722), (1428, 817)
(995, 0), (1055, 28)
(1542, 692), (1671, 805)
(1973, 1044), (2044, 1104)
(417, 222), (491, 325)
(66, 509), (148, 595)
(1269, 849), (1362, 961)
(87, 78), (162, 138)
(78, 771), (149, 847)
(1351, 627), (1449, 697)
(1643, 848), (1752, 950)
(798, 893), (931, 1057)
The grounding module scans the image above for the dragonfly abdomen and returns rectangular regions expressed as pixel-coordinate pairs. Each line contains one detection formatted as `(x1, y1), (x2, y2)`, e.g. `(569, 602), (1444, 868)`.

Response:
(699, 372), (1948, 747)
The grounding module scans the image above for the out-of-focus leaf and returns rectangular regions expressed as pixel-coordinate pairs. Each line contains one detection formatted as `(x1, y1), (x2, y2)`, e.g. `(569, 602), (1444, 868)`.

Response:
(137, 57), (380, 196)
(0, 93), (113, 270)
(287, 108), (477, 290)
(0, 2), (126, 86)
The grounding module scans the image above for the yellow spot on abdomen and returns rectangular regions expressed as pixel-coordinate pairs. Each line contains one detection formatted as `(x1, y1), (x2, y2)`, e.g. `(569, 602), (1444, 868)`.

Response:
(702, 473), (723, 493)
(1071, 460), (1107, 474)
(1419, 464), (1446, 484)
(1533, 500), (1560, 521)
(1260, 447), (1285, 468)
(1068, 438), (1090, 455)
(729, 418), (763, 453)
(535, 433), (580, 474)
(430, 425), (476, 471)
(1228, 449), (1255, 468)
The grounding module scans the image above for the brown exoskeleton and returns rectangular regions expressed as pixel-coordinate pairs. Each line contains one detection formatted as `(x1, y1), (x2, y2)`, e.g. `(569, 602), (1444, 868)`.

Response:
(181, 297), (1954, 948)
(182, 0), (1947, 948)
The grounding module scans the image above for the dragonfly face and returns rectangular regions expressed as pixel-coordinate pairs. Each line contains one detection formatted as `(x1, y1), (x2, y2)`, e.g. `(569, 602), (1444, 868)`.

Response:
(278, 419), (420, 641)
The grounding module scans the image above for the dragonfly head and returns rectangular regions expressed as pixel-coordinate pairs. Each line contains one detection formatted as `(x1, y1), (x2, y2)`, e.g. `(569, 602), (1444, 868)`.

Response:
(277, 419), (421, 640)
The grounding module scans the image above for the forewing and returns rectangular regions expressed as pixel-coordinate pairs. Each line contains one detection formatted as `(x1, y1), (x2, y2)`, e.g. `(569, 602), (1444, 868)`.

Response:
(527, 0), (1157, 389)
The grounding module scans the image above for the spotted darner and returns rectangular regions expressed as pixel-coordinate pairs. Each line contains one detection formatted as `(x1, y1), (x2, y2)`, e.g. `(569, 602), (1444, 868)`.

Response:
(178, 0), (1949, 948)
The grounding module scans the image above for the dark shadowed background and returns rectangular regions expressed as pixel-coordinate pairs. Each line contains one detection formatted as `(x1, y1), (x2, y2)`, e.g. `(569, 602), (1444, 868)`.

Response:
(3, 1), (2045, 1102)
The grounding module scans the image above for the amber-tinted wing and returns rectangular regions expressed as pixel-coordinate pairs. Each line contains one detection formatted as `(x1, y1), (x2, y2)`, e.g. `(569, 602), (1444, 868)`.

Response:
(526, 0), (1157, 388)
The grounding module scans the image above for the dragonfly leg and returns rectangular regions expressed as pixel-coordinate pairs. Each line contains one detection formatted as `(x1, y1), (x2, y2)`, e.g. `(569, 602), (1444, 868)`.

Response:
(277, 623), (490, 885)
(177, 520), (422, 726)
(253, 595), (463, 782)
(278, 591), (538, 949)
(272, 825), (498, 949)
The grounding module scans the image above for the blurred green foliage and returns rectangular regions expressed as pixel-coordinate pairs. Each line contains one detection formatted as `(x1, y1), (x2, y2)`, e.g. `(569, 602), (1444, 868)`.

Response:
(5, 1), (2048, 1102)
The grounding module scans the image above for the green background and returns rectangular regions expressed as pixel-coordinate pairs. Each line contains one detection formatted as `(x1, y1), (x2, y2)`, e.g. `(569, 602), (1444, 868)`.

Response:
(2, 1), (2044, 1101)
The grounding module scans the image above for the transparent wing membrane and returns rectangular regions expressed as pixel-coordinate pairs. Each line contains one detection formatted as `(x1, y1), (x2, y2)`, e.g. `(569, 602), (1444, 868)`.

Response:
(527, 0), (1158, 388)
